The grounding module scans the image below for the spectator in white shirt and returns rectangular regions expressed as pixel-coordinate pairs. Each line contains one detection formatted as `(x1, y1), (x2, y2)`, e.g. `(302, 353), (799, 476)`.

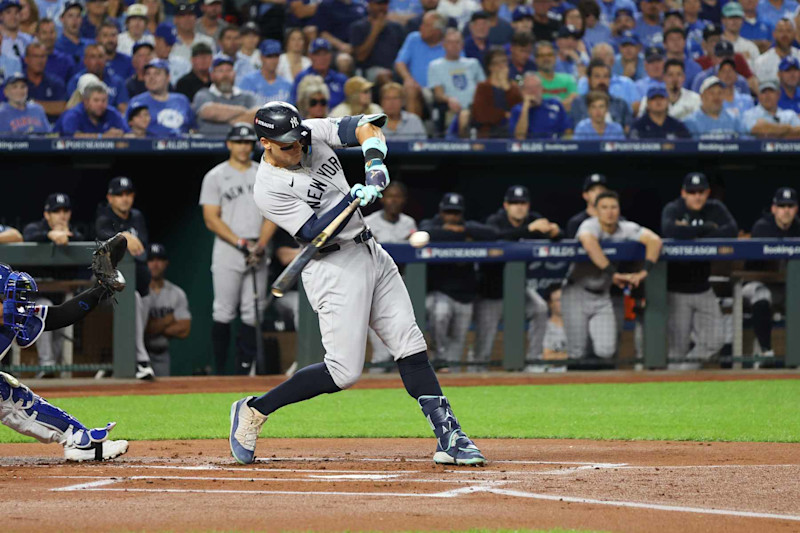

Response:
(743, 79), (800, 136)
(117, 4), (153, 56)
(170, 3), (216, 63)
(637, 58), (701, 119)
(754, 17), (800, 81)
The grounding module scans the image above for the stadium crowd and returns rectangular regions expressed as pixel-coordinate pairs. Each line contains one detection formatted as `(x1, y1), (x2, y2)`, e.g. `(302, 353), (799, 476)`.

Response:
(2, 0), (800, 138)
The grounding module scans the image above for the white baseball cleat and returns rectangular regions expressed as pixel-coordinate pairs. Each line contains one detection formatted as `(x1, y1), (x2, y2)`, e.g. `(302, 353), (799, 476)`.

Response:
(64, 439), (129, 462)
(230, 396), (268, 465)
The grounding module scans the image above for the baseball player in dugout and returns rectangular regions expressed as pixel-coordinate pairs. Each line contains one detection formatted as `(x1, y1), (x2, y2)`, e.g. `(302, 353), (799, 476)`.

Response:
(661, 173), (738, 368)
(419, 193), (498, 373)
(562, 191), (662, 360)
(566, 173), (612, 239)
(95, 176), (155, 380)
(473, 185), (561, 372)
(229, 102), (486, 467)
(200, 123), (276, 375)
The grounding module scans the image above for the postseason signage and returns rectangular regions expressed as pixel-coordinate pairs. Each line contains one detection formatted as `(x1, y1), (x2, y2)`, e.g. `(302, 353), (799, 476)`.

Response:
(382, 239), (800, 264)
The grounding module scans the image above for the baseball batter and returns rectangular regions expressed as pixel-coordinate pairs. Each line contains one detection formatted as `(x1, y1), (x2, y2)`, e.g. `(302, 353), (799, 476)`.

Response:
(229, 101), (485, 466)
(200, 123), (275, 375)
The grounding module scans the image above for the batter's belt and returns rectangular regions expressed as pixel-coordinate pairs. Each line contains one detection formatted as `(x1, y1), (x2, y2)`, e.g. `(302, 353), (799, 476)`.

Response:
(318, 229), (373, 255)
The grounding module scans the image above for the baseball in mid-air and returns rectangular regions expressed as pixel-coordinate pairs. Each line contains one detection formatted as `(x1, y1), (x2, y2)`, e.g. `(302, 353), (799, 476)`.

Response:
(409, 231), (430, 248)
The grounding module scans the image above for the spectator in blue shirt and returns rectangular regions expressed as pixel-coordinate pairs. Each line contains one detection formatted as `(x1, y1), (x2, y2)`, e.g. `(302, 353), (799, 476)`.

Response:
(0, 0), (34, 60)
(684, 0), (712, 52)
(555, 24), (588, 77)
(612, 31), (643, 80)
(54, 80), (129, 136)
(692, 40), (752, 94)
(573, 90), (626, 138)
(580, 0), (612, 53)
(634, 0), (664, 47)
(464, 0), (514, 45)
(0, 37), (22, 84)
(96, 21), (134, 82)
(684, 75), (749, 137)
(0, 73), (51, 133)
(348, 0), (405, 80)
(778, 55), (800, 112)
(395, 11), (446, 116)
(55, 0), (91, 64)
(662, 27), (704, 88)
(128, 58), (194, 137)
(236, 39), (292, 103)
(386, 0), (422, 27)
(756, 0), (797, 28)
(36, 18), (77, 84)
(80, 0), (110, 41)
(571, 59), (633, 130)
(717, 58), (754, 118)
(510, 72), (572, 138)
(579, 43), (640, 109)
(290, 38), (348, 108)
(317, 0), (367, 55)
(739, 0), (773, 49)
(597, 0), (635, 26)
(635, 45), (666, 97)
(67, 43), (130, 113)
(464, 11), (491, 63)
(508, 31), (536, 83)
(23, 41), (66, 120)
(610, 8), (636, 51)
(630, 84), (692, 138)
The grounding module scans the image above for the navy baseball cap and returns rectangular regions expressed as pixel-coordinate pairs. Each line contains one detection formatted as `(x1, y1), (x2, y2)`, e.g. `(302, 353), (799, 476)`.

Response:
(780, 56), (800, 71)
(155, 23), (177, 46)
(614, 7), (634, 19)
(2, 72), (25, 89)
(310, 38), (332, 54)
(240, 21), (260, 36)
(703, 23), (722, 40)
(714, 40), (735, 57)
(774, 187), (798, 206)
(60, 0), (83, 17)
(132, 40), (155, 55)
(583, 173), (607, 191)
(470, 10), (490, 22)
(44, 193), (71, 212)
(259, 39), (282, 57)
(557, 25), (580, 39)
(439, 192), (465, 212)
(646, 83), (667, 98)
(618, 30), (639, 46)
(0, 0), (20, 13)
(174, 3), (195, 15)
(148, 243), (168, 260)
(127, 103), (149, 120)
(644, 45), (665, 62)
(211, 54), (234, 68)
(143, 58), (170, 72)
(108, 176), (135, 195)
(664, 9), (683, 20)
(683, 172), (709, 191)
(505, 185), (530, 203)
(227, 122), (257, 141)
(512, 5), (533, 21)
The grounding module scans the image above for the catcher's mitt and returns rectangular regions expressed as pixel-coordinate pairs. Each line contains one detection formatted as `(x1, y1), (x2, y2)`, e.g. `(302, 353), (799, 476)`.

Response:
(92, 233), (128, 293)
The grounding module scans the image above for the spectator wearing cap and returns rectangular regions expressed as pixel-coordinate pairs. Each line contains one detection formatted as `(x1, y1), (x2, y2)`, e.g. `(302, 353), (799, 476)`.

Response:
(637, 59), (701, 119)
(315, 0), (365, 55)
(757, 0), (797, 28)
(237, 22), (261, 74)
(54, 80), (129, 136)
(192, 54), (259, 136)
(464, 11), (490, 63)
(23, 193), (84, 244)
(633, 0), (663, 48)
(692, 39), (755, 94)
(743, 79), (800, 135)
(507, 31), (536, 83)
(566, 173), (608, 238)
(23, 40), (66, 120)
(510, 72), (571, 139)
(128, 58), (194, 136)
(296, 73), (329, 118)
(777, 55), (800, 112)
(573, 90), (626, 139)
(662, 27), (704, 88)
(460, 0), (513, 45)
(682, 0), (711, 57)
(634, 45), (666, 97)
(79, 0), (111, 41)
(717, 57), (754, 117)
(0, 73), (50, 133)
(153, 23), (191, 82)
(236, 39), (292, 102)
(36, 18), (76, 84)
(661, 172), (737, 368)
(55, 0), (91, 63)
(436, 0), (479, 31)
(579, 43), (640, 111)
(195, 0), (228, 41)
(330, 75), (383, 118)
(67, 43), (130, 113)
(572, 59), (633, 130)
(175, 41), (212, 100)
(277, 27), (309, 84)
(721, 2), (760, 68)
(348, 0), (404, 81)
(684, 76), (748, 138)
(753, 19), (800, 81)
(739, 0), (773, 51)
(379, 81), (427, 138)
(126, 102), (150, 136)
(395, 12), (446, 116)
(596, 0), (635, 26)
(469, 47), (521, 137)
(612, 30), (644, 80)
(170, 3), (216, 63)
(1, 0), (33, 60)
(125, 40), (154, 98)
(535, 40), (578, 109)
(143, 242), (192, 377)
(508, 4), (533, 34)
(580, 0), (612, 54)
(117, 4), (154, 57)
(289, 37), (347, 108)
(629, 84), (691, 138)
(554, 23), (588, 78)
(97, 20), (134, 82)
(610, 7), (635, 49)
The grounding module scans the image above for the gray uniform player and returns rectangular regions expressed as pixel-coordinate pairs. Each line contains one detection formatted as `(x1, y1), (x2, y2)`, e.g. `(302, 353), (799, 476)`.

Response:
(229, 102), (485, 467)
(143, 244), (191, 376)
(200, 123), (276, 375)
(362, 182), (417, 372)
(562, 191), (662, 360)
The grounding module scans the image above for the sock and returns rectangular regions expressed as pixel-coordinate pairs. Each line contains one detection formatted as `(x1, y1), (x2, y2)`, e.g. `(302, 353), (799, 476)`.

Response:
(248, 362), (340, 416)
(235, 324), (257, 375)
(752, 300), (772, 351)
(211, 321), (231, 375)
(396, 351), (443, 399)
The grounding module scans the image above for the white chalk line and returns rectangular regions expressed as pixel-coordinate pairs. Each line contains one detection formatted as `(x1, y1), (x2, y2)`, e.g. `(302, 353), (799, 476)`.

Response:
(255, 457), (628, 467)
(45, 474), (516, 485)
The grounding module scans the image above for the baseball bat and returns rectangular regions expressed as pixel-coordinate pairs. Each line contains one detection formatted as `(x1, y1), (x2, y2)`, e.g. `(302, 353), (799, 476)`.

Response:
(271, 197), (362, 298)
(251, 266), (264, 375)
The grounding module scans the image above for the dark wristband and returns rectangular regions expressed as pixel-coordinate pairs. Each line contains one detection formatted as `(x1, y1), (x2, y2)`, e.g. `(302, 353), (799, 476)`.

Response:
(364, 148), (384, 162)
(602, 264), (616, 275)
(644, 260), (656, 272)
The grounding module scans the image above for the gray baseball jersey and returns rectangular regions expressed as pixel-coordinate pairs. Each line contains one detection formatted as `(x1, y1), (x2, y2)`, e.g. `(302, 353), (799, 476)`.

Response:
(252, 117), (427, 389)
(568, 217), (644, 293)
(363, 212), (417, 243)
(143, 279), (191, 354)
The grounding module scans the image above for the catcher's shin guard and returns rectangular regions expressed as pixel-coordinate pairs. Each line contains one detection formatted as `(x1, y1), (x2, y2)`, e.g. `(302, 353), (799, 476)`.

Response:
(418, 395), (487, 466)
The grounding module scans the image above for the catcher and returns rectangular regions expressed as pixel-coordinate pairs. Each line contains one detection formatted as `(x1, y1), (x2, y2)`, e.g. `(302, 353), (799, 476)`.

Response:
(0, 234), (130, 461)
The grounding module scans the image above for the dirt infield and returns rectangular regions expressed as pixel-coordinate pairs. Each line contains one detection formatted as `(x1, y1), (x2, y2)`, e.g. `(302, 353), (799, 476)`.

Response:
(1, 438), (799, 532)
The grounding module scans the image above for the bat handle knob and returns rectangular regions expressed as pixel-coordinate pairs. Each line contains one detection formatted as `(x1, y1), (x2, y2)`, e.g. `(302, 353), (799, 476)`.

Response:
(271, 288), (284, 298)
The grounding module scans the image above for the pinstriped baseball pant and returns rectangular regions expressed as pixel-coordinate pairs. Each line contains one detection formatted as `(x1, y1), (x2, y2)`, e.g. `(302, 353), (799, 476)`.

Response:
(667, 289), (725, 361)
(426, 292), (473, 371)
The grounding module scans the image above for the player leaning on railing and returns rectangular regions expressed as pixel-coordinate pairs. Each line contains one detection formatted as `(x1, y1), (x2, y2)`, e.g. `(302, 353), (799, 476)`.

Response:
(0, 235), (130, 461)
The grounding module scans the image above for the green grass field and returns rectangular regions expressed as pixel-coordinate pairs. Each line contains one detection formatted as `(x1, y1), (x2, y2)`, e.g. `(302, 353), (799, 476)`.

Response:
(1, 380), (798, 444)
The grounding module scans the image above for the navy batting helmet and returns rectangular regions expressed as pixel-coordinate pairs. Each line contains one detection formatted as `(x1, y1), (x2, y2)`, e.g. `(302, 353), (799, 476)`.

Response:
(253, 102), (310, 145)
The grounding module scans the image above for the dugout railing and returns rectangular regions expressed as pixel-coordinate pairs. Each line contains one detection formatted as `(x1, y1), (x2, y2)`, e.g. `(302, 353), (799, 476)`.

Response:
(295, 238), (800, 371)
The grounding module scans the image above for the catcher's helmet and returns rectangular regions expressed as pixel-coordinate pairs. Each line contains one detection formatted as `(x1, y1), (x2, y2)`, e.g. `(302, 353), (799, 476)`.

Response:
(254, 102), (310, 145)
(3, 270), (40, 344)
